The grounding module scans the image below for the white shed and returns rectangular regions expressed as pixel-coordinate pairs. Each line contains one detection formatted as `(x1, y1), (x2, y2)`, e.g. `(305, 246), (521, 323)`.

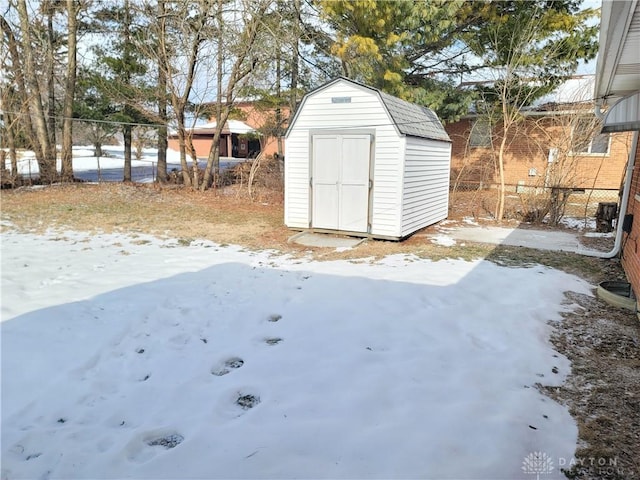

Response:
(284, 77), (452, 240)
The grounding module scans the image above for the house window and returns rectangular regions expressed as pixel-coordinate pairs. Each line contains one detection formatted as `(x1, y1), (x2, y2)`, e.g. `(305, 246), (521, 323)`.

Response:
(469, 118), (492, 147)
(572, 117), (610, 155)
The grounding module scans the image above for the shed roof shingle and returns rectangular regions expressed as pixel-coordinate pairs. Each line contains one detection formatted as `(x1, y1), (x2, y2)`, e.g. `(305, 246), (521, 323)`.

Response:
(378, 91), (451, 142)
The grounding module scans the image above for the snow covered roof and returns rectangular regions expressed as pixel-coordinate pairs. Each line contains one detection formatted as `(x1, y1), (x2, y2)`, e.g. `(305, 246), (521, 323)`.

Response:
(530, 75), (595, 108)
(460, 75), (598, 117)
(190, 119), (255, 135)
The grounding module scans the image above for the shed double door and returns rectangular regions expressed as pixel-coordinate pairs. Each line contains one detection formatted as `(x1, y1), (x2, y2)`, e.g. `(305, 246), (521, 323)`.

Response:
(311, 134), (372, 232)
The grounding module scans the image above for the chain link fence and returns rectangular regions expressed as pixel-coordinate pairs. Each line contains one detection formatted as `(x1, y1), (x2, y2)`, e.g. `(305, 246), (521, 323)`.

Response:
(449, 181), (621, 226)
(1, 156), (248, 186)
(2, 154), (621, 230)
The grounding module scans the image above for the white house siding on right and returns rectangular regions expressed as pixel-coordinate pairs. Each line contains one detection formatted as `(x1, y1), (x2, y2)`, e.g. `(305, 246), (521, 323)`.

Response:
(285, 81), (404, 237)
(401, 137), (451, 237)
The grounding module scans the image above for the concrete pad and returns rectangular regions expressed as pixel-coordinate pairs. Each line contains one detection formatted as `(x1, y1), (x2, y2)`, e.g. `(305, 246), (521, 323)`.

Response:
(288, 231), (366, 249)
(436, 225), (598, 254)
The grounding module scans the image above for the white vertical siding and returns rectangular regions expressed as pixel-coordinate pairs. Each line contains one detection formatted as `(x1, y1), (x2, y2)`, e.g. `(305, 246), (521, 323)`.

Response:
(284, 126), (309, 228)
(285, 81), (403, 237)
(400, 137), (452, 237)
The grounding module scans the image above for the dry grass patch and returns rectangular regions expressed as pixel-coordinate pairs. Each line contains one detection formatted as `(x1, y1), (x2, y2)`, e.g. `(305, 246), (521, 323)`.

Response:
(0, 183), (498, 261)
(546, 292), (640, 480)
(1, 183), (290, 251)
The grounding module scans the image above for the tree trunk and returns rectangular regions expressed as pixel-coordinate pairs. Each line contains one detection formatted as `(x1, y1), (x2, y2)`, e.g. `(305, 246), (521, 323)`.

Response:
(275, 48), (283, 157)
(123, 125), (132, 182)
(176, 119), (192, 186)
(290, 0), (300, 115)
(211, 0), (224, 190)
(61, 0), (78, 182)
(202, 97), (235, 191)
(495, 138), (506, 222)
(0, 15), (40, 168)
(157, 123), (168, 183)
(122, 0), (133, 183)
(155, 0), (168, 184)
(16, 0), (56, 182)
(205, 125), (228, 191)
(1, 110), (19, 184)
(46, 2), (56, 158)
(495, 113), (507, 222)
(6, 115), (18, 179)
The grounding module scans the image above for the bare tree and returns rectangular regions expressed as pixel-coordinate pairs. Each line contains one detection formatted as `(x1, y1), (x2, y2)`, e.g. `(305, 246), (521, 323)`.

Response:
(132, 126), (155, 160)
(42, 0), (57, 157)
(523, 108), (611, 226)
(200, 0), (274, 191)
(60, 0), (80, 182)
(156, 0), (168, 183)
(73, 121), (117, 157)
(151, 0), (217, 187)
(15, 0), (57, 182)
(468, 2), (598, 222)
(1, 14), (33, 182)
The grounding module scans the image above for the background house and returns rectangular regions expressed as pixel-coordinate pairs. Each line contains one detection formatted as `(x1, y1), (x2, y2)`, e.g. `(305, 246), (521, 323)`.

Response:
(595, 0), (640, 301)
(167, 102), (290, 160)
(235, 100), (290, 157)
(446, 76), (631, 198)
(167, 119), (259, 159)
(285, 77), (451, 240)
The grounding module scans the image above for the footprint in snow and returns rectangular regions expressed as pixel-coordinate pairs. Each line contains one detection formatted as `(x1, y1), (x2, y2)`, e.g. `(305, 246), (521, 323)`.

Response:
(147, 433), (184, 449)
(211, 357), (244, 376)
(126, 429), (184, 463)
(264, 337), (283, 346)
(236, 393), (260, 410)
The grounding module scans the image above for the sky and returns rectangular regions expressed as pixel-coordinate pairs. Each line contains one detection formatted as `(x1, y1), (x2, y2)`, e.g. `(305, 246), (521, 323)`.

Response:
(1, 225), (593, 479)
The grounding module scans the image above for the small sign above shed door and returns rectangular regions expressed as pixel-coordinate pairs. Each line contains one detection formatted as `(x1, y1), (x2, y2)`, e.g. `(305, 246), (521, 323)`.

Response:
(311, 134), (372, 233)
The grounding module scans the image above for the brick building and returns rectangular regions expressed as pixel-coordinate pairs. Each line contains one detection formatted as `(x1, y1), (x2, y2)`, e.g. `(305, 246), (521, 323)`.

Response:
(167, 102), (290, 159)
(445, 77), (632, 194)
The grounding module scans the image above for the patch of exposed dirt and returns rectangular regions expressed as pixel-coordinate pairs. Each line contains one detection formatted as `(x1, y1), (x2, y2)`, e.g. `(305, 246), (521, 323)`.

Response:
(544, 289), (640, 480)
(580, 234), (617, 252)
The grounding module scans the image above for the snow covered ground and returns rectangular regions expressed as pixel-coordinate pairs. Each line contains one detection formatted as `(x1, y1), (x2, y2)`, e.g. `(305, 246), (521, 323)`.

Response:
(1, 229), (592, 479)
(5, 146), (242, 183)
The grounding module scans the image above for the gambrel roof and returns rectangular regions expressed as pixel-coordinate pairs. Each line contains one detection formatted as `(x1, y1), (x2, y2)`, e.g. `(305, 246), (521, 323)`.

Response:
(288, 77), (451, 143)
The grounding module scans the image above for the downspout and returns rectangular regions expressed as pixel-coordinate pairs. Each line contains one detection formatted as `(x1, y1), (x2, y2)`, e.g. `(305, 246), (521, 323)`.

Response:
(581, 114), (638, 259)
(594, 99), (606, 121)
